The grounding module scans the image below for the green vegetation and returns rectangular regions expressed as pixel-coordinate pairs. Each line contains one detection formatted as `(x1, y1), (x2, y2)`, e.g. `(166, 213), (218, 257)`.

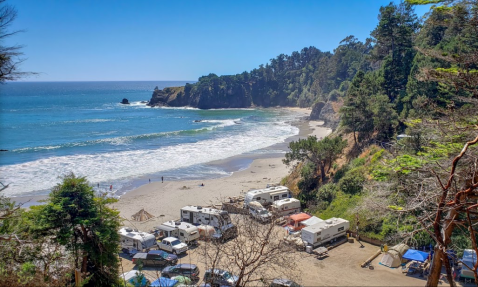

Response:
(0, 174), (122, 286)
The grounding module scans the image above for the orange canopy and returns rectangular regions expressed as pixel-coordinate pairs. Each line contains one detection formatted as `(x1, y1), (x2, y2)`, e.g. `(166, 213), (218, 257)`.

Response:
(289, 213), (311, 222)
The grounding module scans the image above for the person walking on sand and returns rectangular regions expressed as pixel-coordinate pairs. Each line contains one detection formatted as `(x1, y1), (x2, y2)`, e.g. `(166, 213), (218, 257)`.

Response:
(149, 179), (151, 183)
(161, 176), (164, 183)
(110, 185), (112, 191)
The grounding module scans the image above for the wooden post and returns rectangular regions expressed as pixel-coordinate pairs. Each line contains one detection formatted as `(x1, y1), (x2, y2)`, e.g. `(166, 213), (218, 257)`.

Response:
(75, 268), (82, 287)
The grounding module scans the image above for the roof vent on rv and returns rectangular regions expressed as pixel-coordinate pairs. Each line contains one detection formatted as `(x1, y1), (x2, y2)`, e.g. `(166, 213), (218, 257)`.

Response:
(175, 222), (181, 226)
(325, 220), (332, 224)
(125, 227), (133, 232)
(197, 206), (202, 210)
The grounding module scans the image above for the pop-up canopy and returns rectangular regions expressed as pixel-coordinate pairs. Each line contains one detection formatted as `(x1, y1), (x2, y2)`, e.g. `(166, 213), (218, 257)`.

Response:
(402, 249), (429, 262)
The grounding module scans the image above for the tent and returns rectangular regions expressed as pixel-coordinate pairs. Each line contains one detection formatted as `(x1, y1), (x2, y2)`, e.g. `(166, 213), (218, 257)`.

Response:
(380, 244), (409, 268)
(172, 276), (192, 285)
(131, 208), (155, 221)
(402, 249), (429, 262)
(120, 270), (149, 287)
(150, 277), (178, 287)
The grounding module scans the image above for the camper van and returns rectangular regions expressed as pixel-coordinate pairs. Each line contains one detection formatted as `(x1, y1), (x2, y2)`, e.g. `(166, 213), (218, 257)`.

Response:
(180, 206), (237, 240)
(248, 201), (272, 223)
(244, 186), (291, 208)
(119, 227), (157, 254)
(155, 221), (200, 244)
(301, 217), (349, 248)
(271, 198), (301, 217)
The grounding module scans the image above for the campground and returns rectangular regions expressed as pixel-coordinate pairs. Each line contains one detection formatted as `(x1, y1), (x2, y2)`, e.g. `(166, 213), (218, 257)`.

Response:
(120, 240), (441, 286)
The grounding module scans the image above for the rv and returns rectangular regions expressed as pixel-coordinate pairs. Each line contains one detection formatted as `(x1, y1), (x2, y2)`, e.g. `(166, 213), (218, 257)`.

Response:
(301, 217), (349, 248)
(271, 198), (301, 217)
(155, 221), (200, 244)
(180, 206), (237, 240)
(119, 227), (156, 254)
(244, 186), (291, 208)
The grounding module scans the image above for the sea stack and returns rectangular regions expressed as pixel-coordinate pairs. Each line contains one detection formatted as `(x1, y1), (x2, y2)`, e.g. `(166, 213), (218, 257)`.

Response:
(120, 98), (130, 104)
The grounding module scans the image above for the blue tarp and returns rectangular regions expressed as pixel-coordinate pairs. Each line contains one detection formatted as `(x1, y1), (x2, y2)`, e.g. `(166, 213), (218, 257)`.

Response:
(403, 249), (429, 262)
(150, 277), (178, 287)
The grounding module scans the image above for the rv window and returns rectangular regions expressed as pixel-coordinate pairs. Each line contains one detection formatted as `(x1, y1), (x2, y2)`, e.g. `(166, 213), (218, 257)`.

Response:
(274, 196), (279, 201)
(255, 197), (261, 200)
(180, 232), (185, 237)
(317, 232), (321, 236)
(282, 194), (287, 198)
(338, 227), (344, 232)
(205, 217), (209, 220)
(182, 210), (188, 214)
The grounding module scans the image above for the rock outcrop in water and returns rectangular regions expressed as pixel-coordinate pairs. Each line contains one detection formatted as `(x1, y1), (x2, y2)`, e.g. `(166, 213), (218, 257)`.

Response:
(120, 98), (130, 104)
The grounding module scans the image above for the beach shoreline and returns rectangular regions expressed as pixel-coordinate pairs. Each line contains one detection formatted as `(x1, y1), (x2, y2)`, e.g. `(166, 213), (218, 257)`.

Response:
(11, 107), (332, 218)
(114, 107), (332, 231)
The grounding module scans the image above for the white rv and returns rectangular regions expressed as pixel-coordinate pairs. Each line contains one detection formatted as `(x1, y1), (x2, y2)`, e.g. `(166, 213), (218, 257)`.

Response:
(119, 227), (156, 253)
(301, 218), (349, 248)
(244, 186), (291, 207)
(155, 221), (200, 244)
(180, 206), (237, 240)
(271, 198), (301, 217)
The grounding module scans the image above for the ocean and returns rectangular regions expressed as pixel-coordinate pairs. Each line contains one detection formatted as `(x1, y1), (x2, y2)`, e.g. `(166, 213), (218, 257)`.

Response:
(0, 81), (301, 198)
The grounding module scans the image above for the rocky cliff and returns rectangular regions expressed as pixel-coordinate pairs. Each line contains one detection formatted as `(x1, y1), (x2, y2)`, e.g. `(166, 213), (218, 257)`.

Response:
(309, 100), (341, 130)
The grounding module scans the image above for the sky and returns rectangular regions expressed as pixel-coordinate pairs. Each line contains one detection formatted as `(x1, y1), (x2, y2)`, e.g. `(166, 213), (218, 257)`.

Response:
(5, 0), (431, 82)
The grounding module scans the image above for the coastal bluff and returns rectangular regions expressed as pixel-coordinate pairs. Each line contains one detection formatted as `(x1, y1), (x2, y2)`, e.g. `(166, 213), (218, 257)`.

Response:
(148, 85), (252, 109)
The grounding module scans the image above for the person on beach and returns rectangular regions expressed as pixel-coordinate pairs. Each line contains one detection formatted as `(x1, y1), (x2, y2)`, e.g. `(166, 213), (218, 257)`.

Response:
(161, 176), (164, 183)
(110, 185), (112, 191)
(149, 179), (151, 183)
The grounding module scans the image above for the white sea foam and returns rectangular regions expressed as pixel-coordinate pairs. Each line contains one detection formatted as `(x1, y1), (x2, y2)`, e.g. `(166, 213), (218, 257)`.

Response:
(1, 120), (299, 197)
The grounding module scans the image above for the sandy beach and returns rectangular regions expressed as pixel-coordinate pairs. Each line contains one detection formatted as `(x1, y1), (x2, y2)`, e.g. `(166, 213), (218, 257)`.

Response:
(114, 108), (331, 231)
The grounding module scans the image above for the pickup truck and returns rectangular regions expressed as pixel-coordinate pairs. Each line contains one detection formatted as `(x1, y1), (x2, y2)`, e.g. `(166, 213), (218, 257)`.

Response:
(132, 250), (176, 267)
(157, 237), (188, 255)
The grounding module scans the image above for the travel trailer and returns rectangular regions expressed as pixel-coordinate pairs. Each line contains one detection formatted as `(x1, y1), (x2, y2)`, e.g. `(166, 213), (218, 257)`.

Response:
(119, 227), (156, 253)
(180, 206), (237, 240)
(248, 201), (272, 223)
(155, 221), (200, 244)
(271, 198), (301, 217)
(301, 217), (350, 248)
(244, 186), (291, 207)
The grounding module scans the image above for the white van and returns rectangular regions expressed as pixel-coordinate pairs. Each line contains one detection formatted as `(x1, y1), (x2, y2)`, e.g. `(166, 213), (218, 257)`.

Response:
(244, 186), (291, 207)
(271, 198), (301, 217)
(248, 201), (272, 223)
(156, 221), (200, 244)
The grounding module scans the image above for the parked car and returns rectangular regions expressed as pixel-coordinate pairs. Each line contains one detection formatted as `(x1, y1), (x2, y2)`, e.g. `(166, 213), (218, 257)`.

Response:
(148, 250), (178, 265)
(203, 268), (238, 287)
(132, 251), (169, 267)
(270, 278), (302, 287)
(157, 237), (188, 255)
(161, 263), (200, 281)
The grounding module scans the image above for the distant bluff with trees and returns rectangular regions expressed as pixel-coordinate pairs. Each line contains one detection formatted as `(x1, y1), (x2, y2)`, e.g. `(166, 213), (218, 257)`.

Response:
(148, 37), (371, 109)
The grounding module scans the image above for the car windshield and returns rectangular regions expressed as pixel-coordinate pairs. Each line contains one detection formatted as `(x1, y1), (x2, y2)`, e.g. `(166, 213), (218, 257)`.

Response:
(160, 252), (168, 259)
(259, 210), (269, 215)
(171, 240), (182, 246)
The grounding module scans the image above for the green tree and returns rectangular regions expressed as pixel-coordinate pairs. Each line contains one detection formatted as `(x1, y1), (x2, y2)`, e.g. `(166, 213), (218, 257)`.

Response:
(32, 173), (121, 287)
(340, 71), (374, 145)
(372, 94), (399, 140)
(283, 135), (347, 182)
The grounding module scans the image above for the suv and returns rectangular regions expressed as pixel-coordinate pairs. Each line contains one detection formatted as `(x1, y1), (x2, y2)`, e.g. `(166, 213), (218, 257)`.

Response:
(270, 279), (302, 287)
(161, 263), (200, 281)
(203, 269), (238, 287)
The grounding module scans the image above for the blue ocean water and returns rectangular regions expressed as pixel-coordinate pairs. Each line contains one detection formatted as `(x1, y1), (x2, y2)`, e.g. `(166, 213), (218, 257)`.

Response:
(0, 81), (300, 197)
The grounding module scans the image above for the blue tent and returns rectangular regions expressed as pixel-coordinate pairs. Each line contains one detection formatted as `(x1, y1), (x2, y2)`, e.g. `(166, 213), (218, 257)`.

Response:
(150, 277), (178, 287)
(403, 249), (429, 262)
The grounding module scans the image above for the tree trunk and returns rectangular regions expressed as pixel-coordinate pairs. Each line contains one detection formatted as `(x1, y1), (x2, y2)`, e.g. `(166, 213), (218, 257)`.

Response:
(320, 163), (326, 183)
(427, 247), (443, 287)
